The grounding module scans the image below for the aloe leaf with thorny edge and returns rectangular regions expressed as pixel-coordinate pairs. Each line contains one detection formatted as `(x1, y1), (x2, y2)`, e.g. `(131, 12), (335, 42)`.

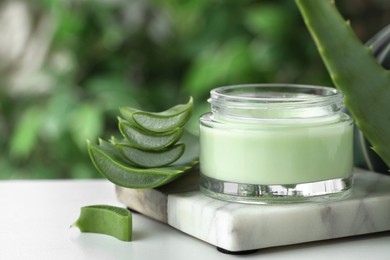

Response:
(295, 0), (390, 170)
(356, 25), (390, 173)
(118, 117), (183, 150)
(88, 97), (199, 188)
(87, 131), (199, 189)
(114, 142), (185, 168)
(120, 97), (193, 133)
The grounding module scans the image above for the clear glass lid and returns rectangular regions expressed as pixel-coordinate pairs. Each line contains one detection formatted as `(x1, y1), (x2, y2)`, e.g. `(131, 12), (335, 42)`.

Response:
(208, 84), (345, 120)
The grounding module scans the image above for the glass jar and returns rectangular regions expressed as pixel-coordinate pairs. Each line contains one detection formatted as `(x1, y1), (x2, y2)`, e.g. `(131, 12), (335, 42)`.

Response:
(199, 84), (354, 204)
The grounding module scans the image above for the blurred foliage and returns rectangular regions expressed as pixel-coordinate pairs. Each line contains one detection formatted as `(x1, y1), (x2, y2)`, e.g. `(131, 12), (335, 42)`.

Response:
(0, 0), (388, 179)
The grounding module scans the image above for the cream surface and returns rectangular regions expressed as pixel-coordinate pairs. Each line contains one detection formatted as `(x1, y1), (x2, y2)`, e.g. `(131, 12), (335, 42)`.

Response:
(199, 120), (353, 185)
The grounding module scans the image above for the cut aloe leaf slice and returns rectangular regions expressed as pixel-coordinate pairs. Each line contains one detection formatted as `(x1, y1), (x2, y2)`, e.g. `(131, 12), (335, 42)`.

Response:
(115, 142), (185, 168)
(72, 205), (132, 241)
(87, 138), (198, 189)
(119, 97), (193, 133)
(118, 118), (182, 150)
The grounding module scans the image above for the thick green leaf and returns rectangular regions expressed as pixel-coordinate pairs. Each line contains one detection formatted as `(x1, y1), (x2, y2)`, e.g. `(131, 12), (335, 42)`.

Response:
(72, 205), (132, 241)
(115, 142), (185, 168)
(119, 97), (193, 133)
(87, 136), (198, 189)
(118, 118), (183, 150)
(295, 0), (390, 169)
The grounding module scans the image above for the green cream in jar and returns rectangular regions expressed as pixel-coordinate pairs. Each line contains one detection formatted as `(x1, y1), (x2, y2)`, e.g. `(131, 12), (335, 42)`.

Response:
(199, 84), (353, 204)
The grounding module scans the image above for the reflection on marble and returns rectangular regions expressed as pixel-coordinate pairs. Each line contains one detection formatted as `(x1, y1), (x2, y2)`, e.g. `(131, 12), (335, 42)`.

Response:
(117, 170), (390, 252)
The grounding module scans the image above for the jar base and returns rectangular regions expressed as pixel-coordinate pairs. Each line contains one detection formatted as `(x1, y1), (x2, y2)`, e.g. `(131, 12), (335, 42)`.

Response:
(200, 174), (353, 204)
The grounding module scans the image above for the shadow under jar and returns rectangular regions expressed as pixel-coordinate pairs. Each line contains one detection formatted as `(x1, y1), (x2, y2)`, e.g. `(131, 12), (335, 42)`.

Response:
(199, 84), (354, 204)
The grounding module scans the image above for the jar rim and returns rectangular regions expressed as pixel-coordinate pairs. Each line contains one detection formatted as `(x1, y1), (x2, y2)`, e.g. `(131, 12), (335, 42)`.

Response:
(210, 84), (343, 108)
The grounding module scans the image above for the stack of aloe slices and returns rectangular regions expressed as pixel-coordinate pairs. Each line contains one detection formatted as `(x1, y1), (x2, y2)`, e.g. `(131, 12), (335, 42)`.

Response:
(87, 97), (199, 189)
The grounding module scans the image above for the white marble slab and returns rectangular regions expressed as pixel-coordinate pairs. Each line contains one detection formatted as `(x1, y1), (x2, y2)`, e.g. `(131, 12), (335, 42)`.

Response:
(116, 169), (390, 252)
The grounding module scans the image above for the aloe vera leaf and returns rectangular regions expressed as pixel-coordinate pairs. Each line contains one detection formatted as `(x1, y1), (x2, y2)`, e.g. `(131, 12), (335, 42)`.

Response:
(87, 139), (198, 189)
(295, 0), (390, 169)
(354, 27), (390, 173)
(72, 205), (132, 241)
(119, 97), (193, 133)
(115, 143), (185, 168)
(112, 130), (199, 166)
(118, 118), (183, 150)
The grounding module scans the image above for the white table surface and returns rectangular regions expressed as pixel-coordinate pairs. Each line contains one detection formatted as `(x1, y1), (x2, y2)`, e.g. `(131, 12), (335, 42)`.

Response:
(0, 180), (389, 260)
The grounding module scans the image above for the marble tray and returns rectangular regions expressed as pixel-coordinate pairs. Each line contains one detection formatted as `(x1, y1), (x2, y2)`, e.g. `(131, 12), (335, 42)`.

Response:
(116, 169), (390, 252)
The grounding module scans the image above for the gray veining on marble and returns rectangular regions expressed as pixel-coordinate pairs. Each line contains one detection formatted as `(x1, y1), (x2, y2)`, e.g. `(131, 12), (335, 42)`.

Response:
(116, 187), (168, 222)
(116, 169), (390, 251)
(116, 171), (199, 222)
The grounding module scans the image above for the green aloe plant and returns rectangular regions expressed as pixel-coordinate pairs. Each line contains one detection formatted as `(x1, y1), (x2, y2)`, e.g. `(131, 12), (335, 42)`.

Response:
(295, 0), (390, 170)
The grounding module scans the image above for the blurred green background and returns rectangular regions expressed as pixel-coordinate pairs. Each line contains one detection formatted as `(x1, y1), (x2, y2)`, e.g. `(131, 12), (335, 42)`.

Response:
(0, 0), (389, 179)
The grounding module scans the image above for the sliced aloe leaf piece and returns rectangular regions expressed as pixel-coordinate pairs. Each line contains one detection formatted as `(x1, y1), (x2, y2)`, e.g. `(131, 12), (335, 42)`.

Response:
(72, 205), (132, 241)
(119, 97), (193, 133)
(118, 118), (183, 150)
(115, 143), (185, 168)
(87, 138), (198, 189)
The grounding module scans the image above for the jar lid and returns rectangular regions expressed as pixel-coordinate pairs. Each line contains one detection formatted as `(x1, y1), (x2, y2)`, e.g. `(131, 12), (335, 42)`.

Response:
(209, 84), (345, 120)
